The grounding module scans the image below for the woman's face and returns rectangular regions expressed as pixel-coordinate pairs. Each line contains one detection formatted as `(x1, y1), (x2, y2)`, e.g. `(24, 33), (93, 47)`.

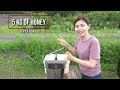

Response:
(75, 20), (90, 37)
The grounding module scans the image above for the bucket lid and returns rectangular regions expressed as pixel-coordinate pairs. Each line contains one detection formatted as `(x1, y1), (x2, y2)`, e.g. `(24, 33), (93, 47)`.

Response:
(45, 60), (66, 64)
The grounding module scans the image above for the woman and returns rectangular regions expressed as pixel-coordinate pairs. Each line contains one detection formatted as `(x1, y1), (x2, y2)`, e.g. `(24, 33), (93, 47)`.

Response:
(58, 16), (102, 79)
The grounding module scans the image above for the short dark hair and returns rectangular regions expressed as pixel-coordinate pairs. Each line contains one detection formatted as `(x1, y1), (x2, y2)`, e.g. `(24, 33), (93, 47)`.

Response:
(74, 16), (90, 27)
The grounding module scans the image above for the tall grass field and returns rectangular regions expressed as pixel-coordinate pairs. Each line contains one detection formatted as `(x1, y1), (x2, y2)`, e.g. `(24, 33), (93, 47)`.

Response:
(0, 11), (120, 79)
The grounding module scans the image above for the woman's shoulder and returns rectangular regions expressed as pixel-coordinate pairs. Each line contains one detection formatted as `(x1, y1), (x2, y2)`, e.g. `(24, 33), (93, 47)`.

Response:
(90, 35), (100, 44)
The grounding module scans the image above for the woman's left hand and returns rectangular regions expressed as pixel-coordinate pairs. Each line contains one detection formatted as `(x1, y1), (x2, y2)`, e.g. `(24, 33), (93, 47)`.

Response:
(64, 51), (74, 62)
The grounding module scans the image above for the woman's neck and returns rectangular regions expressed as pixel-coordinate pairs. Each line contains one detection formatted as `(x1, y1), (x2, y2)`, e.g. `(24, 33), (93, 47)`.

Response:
(80, 33), (91, 41)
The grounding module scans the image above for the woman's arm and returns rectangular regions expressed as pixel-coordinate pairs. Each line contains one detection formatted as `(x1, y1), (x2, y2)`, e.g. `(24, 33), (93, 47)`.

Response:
(58, 38), (77, 54)
(72, 56), (97, 68)
(65, 51), (97, 68)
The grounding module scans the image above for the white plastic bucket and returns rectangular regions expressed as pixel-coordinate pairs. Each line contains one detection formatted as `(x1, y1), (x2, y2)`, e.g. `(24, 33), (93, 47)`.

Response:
(43, 54), (70, 74)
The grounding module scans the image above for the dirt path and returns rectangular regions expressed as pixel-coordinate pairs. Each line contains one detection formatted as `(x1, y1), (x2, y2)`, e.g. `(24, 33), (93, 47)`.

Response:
(0, 34), (16, 42)
(0, 34), (120, 41)
(0, 50), (33, 61)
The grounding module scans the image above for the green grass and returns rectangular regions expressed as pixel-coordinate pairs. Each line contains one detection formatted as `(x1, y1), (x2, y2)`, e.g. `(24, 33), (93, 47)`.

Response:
(102, 71), (119, 79)
(0, 25), (120, 79)
(0, 25), (21, 34)
(0, 56), (46, 79)
(101, 63), (118, 71)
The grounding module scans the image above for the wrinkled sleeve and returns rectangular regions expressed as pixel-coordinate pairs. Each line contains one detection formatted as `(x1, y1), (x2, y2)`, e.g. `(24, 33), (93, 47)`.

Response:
(89, 41), (100, 60)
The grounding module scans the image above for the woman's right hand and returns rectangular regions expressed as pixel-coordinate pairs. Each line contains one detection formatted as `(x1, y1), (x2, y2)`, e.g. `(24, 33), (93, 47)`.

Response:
(57, 38), (68, 47)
